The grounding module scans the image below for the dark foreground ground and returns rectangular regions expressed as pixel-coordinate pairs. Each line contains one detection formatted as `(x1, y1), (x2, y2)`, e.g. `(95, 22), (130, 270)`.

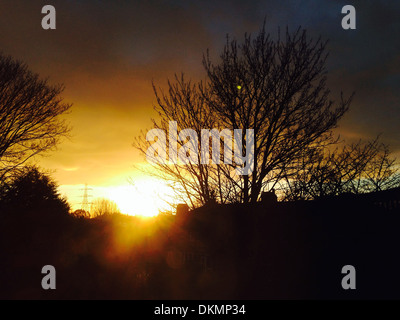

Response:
(1, 194), (399, 299)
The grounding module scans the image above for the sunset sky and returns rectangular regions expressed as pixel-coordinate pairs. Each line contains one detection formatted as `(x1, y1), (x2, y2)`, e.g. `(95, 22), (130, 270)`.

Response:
(1, 0), (399, 215)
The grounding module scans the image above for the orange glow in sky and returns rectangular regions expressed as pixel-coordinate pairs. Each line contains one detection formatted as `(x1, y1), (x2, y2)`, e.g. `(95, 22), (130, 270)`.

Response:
(59, 176), (175, 217)
(104, 178), (174, 217)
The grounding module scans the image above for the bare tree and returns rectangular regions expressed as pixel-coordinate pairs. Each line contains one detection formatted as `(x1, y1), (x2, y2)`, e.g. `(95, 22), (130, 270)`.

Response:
(279, 138), (400, 200)
(362, 143), (400, 192)
(90, 198), (120, 217)
(203, 25), (352, 202)
(134, 76), (239, 208)
(134, 25), (352, 206)
(0, 54), (71, 182)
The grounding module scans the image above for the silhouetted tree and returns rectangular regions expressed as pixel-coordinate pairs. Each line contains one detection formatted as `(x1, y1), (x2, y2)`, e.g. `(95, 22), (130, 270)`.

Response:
(90, 198), (120, 217)
(135, 24), (352, 206)
(0, 54), (71, 182)
(362, 143), (400, 192)
(279, 138), (400, 200)
(134, 76), (238, 208)
(0, 166), (70, 215)
(203, 26), (352, 202)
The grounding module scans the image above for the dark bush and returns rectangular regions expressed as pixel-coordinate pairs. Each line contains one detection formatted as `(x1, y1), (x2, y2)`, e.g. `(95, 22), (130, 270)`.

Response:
(0, 166), (70, 217)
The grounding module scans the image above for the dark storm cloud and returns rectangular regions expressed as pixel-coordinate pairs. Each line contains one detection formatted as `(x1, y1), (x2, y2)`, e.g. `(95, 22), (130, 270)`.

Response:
(318, 1), (400, 149)
(0, 1), (212, 83)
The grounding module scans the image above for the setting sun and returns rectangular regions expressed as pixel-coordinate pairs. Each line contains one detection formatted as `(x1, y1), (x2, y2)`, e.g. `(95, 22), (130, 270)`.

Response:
(104, 178), (174, 217)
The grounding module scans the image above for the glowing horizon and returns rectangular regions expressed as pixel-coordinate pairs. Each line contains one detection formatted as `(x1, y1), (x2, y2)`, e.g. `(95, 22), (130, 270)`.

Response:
(59, 176), (177, 217)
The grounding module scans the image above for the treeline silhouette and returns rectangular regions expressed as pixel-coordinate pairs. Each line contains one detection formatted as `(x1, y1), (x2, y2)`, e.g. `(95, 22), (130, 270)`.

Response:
(1, 167), (400, 299)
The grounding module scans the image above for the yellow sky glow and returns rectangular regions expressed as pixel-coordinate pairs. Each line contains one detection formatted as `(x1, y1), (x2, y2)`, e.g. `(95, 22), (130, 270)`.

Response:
(59, 176), (175, 217)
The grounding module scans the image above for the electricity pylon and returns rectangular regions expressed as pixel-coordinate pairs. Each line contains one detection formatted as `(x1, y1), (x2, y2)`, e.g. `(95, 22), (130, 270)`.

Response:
(80, 183), (92, 213)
